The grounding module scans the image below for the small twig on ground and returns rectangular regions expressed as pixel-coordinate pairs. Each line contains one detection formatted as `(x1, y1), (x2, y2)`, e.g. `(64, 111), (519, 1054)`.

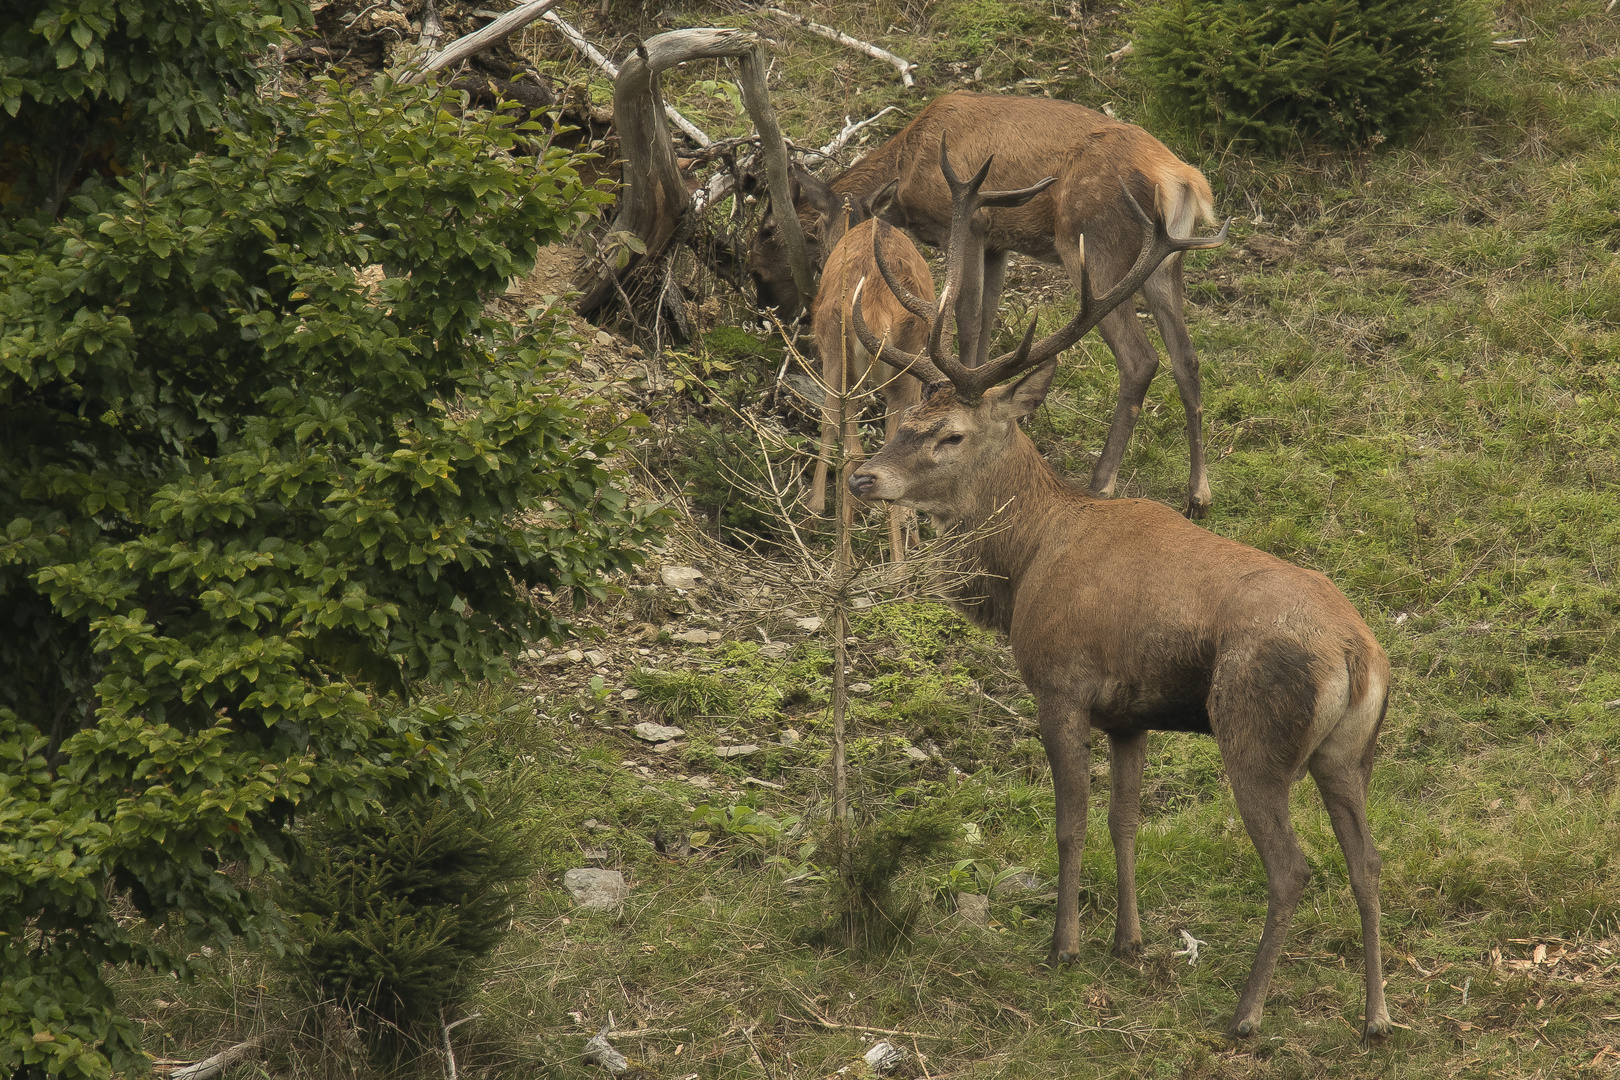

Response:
(440, 1011), (480, 1080)
(161, 1035), (271, 1080)
(403, 0), (563, 83)
(759, 6), (918, 88)
(544, 12), (714, 146)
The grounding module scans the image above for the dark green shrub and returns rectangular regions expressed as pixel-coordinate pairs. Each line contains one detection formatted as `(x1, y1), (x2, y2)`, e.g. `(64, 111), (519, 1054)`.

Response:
(813, 808), (957, 951)
(283, 782), (534, 1055)
(1131, 0), (1486, 150)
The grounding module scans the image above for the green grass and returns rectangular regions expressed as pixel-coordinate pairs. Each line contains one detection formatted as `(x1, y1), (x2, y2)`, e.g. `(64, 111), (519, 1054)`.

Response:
(108, 0), (1620, 1076)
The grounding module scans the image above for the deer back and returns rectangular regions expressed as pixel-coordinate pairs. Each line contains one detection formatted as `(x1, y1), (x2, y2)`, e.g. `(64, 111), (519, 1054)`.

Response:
(749, 92), (1215, 316)
(813, 218), (933, 397)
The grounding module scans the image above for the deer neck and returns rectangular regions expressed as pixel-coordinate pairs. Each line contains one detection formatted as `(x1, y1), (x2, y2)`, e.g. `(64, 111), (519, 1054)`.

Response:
(938, 430), (1079, 632)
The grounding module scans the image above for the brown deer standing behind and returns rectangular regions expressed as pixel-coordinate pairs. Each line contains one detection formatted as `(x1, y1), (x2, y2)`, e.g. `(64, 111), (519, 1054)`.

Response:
(798, 175), (931, 558)
(751, 92), (1220, 518)
(846, 147), (1392, 1043)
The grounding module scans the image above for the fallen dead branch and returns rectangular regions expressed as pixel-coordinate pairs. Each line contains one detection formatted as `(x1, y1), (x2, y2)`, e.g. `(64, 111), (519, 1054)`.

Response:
(543, 10), (713, 147)
(402, 0), (563, 84)
(759, 6), (917, 89)
(156, 1035), (270, 1080)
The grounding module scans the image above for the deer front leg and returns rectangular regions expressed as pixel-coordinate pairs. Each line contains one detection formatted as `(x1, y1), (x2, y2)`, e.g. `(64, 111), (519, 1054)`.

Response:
(1106, 729), (1148, 960)
(1039, 698), (1093, 966)
(1088, 303), (1160, 500)
(1140, 259), (1211, 519)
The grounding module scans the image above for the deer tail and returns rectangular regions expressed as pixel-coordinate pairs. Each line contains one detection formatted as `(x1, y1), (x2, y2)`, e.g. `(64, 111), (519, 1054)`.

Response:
(1153, 162), (1216, 239)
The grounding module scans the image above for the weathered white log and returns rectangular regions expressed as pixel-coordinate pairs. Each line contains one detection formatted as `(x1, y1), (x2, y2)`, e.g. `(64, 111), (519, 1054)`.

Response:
(735, 44), (814, 306)
(402, 0), (562, 84)
(418, 0), (445, 51)
(816, 106), (900, 159)
(761, 6), (917, 89)
(575, 27), (760, 315)
(164, 1036), (268, 1080)
(543, 11), (714, 147)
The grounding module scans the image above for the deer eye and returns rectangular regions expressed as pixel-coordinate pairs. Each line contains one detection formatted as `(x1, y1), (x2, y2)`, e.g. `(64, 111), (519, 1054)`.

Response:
(940, 433), (965, 447)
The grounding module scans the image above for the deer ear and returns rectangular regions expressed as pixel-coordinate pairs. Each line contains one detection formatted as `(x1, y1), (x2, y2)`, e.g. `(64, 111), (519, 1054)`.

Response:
(863, 178), (902, 221)
(1001, 357), (1058, 419)
(793, 165), (839, 219)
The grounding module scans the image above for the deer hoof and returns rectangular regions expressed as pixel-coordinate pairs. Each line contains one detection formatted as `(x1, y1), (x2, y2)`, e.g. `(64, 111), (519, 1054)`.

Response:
(1112, 940), (1144, 962)
(1227, 1018), (1259, 1040)
(1362, 1016), (1393, 1044)
(1042, 949), (1079, 968)
(1184, 495), (1212, 520)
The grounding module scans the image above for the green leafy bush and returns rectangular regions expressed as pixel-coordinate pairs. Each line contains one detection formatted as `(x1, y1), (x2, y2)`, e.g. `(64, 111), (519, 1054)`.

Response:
(1131, 0), (1486, 150)
(0, 6), (665, 1077)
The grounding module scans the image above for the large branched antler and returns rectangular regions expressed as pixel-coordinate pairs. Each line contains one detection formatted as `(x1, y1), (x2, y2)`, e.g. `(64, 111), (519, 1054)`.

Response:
(853, 136), (1230, 402)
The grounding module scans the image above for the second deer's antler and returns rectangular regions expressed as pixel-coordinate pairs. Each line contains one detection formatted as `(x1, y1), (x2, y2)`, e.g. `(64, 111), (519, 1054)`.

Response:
(853, 141), (1230, 402)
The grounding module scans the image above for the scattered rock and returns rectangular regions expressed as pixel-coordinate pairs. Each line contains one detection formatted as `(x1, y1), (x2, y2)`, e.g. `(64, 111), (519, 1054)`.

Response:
(759, 641), (790, 660)
(991, 871), (1043, 898)
(777, 727), (801, 746)
(903, 746), (930, 762)
(793, 616), (823, 632)
(566, 648), (585, 663)
(582, 846), (610, 862)
(713, 744), (760, 758)
(660, 566), (704, 590)
(583, 649), (608, 667)
(633, 722), (686, 743)
(673, 629), (722, 645)
(849, 682), (872, 694)
(863, 1041), (905, 1074)
(563, 868), (627, 910)
(621, 688), (641, 701)
(651, 740), (685, 754)
(956, 892), (991, 926)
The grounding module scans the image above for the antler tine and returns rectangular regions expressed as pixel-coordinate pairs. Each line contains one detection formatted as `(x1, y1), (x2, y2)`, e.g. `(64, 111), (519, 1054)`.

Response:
(871, 221), (935, 322)
(962, 183), (1231, 395)
(850, 277), (947, 387)
(931, 134), (1064, 397)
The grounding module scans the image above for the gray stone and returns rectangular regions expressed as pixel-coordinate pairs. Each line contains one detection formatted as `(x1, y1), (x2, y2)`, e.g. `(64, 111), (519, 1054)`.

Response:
(793, 616), (823, 632)
(991, 871), (1043, 898)
(633, 721), (686, 743)
(956, 892), (990, 925)
(777, 727), (801, 746)
(903, 746), (930, 762)
(582, 649), (608, 667)
(563, 868), (627, 910)
(713, 744), (760, 758)
(863, 1041), (905, 1073)
(758, 641), (790, 660)
(849, 682), (872, 694)
(660, 566), (703, 590)
(673, 629), (721, 645)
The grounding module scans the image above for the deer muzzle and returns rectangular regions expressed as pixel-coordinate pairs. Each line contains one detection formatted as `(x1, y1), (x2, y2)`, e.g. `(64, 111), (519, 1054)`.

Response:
(847, 468), (879, 498)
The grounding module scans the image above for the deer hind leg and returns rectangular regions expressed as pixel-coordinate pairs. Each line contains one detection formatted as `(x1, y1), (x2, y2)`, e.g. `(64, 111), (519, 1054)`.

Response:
(1039, 698), (1094, 966)
(1215, 746), (1311, 1039)
(1106, 729), (1148, 959)
(1140, 256), (1211, 519)
(1309, 709), (1391, 1042)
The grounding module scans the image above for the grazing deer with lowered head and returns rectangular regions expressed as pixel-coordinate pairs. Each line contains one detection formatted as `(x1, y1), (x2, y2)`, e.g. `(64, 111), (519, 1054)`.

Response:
(751, 91), (1220, 517)
(846, 147), (1392, 1042)
(798, 175), (932, 558)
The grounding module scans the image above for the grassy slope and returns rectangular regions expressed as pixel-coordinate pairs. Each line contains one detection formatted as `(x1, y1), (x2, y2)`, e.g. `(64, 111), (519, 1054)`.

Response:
(124, 1), (1620, 1078)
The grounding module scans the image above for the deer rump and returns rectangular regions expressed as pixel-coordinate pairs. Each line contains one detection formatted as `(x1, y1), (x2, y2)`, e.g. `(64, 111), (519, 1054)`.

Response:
(750, 91), (1219, 516)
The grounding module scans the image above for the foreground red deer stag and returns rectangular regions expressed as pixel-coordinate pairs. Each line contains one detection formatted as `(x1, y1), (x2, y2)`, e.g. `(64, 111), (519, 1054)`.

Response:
(799, 175), (932, 557)
(847, 150), (1392, 1042)
(752, 91), (1221, 517)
